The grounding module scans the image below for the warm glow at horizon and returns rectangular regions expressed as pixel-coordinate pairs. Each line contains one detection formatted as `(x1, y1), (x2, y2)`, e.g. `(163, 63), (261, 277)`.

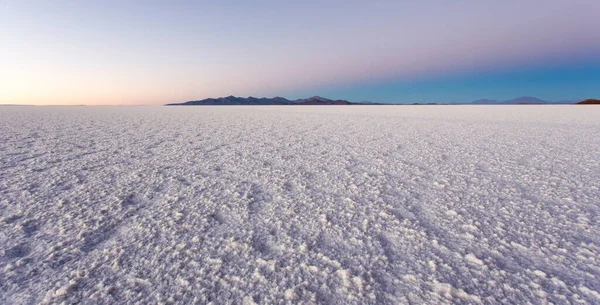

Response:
(1, 0), (599, 105)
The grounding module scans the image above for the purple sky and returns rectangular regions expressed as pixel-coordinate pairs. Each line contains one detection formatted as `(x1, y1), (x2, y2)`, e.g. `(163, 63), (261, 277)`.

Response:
(1, 0), (599, 105)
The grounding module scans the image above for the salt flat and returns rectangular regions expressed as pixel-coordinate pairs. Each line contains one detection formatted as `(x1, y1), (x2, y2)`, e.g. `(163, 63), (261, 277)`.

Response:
(1, 105), (599, 304)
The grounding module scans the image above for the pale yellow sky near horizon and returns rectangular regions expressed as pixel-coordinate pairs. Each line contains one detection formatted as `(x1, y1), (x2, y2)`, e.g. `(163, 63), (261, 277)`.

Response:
(2, 0), (599, 105)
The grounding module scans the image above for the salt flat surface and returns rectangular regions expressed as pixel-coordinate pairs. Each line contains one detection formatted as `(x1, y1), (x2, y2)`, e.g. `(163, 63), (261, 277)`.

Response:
(1, 105), (599, 304)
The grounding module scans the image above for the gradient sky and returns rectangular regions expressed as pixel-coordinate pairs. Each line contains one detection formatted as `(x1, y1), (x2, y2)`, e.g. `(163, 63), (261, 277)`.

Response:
(1, 0), (599, 105)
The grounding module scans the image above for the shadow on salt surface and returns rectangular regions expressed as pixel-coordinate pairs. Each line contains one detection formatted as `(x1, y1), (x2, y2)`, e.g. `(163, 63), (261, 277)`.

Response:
(80, 194), (145, 253)
(22, 220), (39, 237)
(4, 244), (31, 259)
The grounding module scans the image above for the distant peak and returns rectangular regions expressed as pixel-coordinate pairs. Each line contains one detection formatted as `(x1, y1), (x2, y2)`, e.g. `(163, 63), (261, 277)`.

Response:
(167, 95), (356, 106)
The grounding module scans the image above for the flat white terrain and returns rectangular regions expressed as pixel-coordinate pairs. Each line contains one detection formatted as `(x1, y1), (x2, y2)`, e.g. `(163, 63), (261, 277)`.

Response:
(1, 105), (599, 304)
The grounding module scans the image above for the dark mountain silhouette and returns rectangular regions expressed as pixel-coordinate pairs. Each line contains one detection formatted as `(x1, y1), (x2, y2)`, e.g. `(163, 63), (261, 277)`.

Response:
(167, 96), (359, 106)
(167, 96), (287, 105)
(576, 99), (600, 104)
(291, 96), (353, 105)
(166, 95), (588, 106)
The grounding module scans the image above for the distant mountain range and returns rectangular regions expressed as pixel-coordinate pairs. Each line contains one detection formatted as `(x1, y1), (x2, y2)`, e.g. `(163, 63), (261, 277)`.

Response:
(469, 96), (578, 105)
(167, 95), (592, 106)
(167, 96), (363, 106)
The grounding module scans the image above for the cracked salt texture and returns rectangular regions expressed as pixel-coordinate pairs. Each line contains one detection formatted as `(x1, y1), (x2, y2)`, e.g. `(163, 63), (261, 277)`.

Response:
(1, 105), (599, 304)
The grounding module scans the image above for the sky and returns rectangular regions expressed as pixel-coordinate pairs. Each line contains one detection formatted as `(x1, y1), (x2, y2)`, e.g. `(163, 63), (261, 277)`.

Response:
(1, 0), (599, 105)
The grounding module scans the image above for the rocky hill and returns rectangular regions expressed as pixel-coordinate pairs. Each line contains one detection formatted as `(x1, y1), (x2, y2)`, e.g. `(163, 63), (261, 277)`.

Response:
(576, 99), (600, 104)
(167, 96), (357, 106)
